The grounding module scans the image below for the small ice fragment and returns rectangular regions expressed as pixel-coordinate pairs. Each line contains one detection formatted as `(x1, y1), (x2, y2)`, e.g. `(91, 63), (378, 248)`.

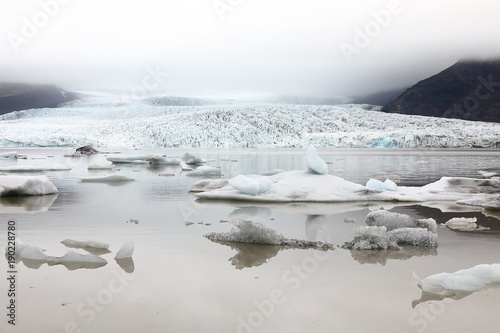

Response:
(115, 242), (134, 259)
(20, 246), (48, 261)
(366, 179), (386, 191)
(229, 175), (260, 196)
(443, 217), (482, 231)
(180, 161), (194, 171)
(186, 166), (221, 177)
(383, 179), (398, 191)
(182, 152), (206, 164)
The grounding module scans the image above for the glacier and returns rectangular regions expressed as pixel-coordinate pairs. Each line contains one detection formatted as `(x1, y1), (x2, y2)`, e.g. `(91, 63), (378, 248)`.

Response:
(1, 92), (500, 148)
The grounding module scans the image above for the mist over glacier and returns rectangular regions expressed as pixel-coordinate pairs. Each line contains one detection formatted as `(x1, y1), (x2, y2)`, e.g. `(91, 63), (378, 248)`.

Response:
(1, 92), (500, 149)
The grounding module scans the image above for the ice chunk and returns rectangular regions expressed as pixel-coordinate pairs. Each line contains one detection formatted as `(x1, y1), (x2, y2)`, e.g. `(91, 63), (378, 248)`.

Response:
(79, 175), (135, 183)
(115, 242), (135, 259)
(182, 152), (206, 164)
(4, 238), (28, 256)
(261, 169), (285, 176)
(146, 155), (181, 165)
(204, 219), (335, 250)
(53, 251), (107, 265)
(443, 217), (486, 231)
(20, 246), (48, 261)
(229, 175), (260, 196)
(0, 151), (18, 159)
(186, 166), (221, 177)
(258, 178), (272, 193)
(388, 228), (438, 247)
(0, 175), (58, 196)
(415, 263), (500, 303)
(107, 155), (155, 163)
(189, 179), (228, 192)
(61, 239), (110, 249)
(306, 144), (328, 175)
(0, 163), (71, 172)
(343, 226), (399, 250)
(366, 210), (437, 233)
(88, 161), (115, 170)
(366, 179), (398, 191)
(180, 161), (194, 171)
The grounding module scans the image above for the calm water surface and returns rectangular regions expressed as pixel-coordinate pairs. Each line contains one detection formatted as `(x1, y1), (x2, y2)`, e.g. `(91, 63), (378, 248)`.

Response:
(1, 148), (500, 333)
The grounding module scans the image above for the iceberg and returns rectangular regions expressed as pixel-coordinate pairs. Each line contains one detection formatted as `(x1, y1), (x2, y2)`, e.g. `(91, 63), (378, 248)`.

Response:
(79, 175), (135, 183)
(0, 175), (58, 196)
(180, 161), (194, 171)
(228, 175), (272, 196)
(343, 226), (399, 250)
(88, 161), (115, 170)
(107, 155), (155, 163)
(306, 144), (328, 175)
(388, 228), (438, 247)
(442, 217), (488, 231)
(414, 263), (500, 306)
(0, 151), (18, 159)
(146, 155), (181, 165)
(189, 179), (228, 192)
(181, 152), (206, 164)
(115, 241), (135, 259)
(61, 239), (110, 249)
(186, 166), (221, 177)
(365, 210), (437, 233)
(205, 219), (335, 250)
(0, 163), (71, 172)
(366, 179), (398, 191)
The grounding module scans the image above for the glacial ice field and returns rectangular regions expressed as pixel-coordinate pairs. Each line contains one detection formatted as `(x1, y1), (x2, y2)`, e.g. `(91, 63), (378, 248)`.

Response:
(1, 92), (500, 148)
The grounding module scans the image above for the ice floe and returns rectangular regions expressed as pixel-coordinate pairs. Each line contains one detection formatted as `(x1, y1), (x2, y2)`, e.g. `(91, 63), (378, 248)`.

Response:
(0, 175), (58, 196)
(61, 239), (111, 255)
(0, 163), (71, 172)
(442, 217), (489, 231)
(413, 263), (500, 306)
(107, 155), (154, 163)
(146, 155), (181, 165)
(88, 161), (115, 170)
(186, 166), (221, 177)
(115, 242), (135, 259)
(0, 151), (19, 159)
(79, 175), (135, 183)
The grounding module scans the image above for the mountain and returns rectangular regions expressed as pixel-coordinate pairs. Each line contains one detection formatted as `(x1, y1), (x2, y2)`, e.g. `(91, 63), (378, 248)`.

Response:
(0, 83), (77, 115)
(382, 59), (500, 122)
(351, 88), (407, 106)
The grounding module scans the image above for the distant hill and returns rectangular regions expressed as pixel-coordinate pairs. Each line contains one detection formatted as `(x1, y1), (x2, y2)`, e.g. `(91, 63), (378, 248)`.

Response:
(0, 83), (77, 115)
(382, 59), (500, 122)
(351, 88), (407, 106)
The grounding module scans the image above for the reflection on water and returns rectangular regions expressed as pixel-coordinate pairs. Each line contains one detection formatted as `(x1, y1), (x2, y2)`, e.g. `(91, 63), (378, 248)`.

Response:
(213, 241), (282, 269)
(116, 257), (135, 273)
(0, 194), (58, 213)
(349, 246), (438, 266)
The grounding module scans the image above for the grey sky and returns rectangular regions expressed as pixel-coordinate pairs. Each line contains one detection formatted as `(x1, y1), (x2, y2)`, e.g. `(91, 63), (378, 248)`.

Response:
(1, 0), (500, 98)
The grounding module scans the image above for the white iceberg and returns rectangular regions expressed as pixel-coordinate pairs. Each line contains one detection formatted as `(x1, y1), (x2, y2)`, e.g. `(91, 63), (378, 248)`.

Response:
(186, 166), (221, 177)
(182, 152), (206, 164)
(0, 163), (71, 172)
(443, 217), (487, 231)
(417, 263), (500, 299)
(0, 151), (18, 159)
(20, 245), (48, 261)
(366, 179), (398, 191)
(146, 155), (181, 165)
(306, 144), (328, 175)
(79, 175), (135, 183)
(228, 175), (272, 196)
(0, 175), (58, 196)
(61, 239), (110, 249)
(115, 241), (135, 259)
(180, 161), (194, 171)
(4, 238), (28, 256)
(365, 210), (437, 233)
(51, 251), (108, 266)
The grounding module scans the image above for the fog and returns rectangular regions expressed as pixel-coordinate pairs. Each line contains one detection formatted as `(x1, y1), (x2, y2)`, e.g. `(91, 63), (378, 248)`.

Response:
(1, 0), (500, 98)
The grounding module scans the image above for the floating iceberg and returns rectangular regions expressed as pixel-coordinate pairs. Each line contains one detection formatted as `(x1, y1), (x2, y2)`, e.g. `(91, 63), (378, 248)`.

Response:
(442, 217), (488, 231)
(366, 179), (398, 191)
(186, 166), (221, 177)
(365, 210), (437, 233)
(205, 219), (335, 250)
(0, 163), (71, 172)
(79, 175), (135, 183)
(182, 152), (206, 164)
(0, 175), (58, 196)
(115, 241), (135, 259)
(189, 179), (228, 192)
(146, 155), (181, 165)
(0, 151), (18, 159)
(388, 228), (438, 247)
(107, 155), (155, 163)
(180, 161), (194, 171)
(306, 144), (328, 175)
(88, 162), (115, 170)
(61, 239), (110, 249)
(414, 263), (500, 305)
(228, 175), (272, 196)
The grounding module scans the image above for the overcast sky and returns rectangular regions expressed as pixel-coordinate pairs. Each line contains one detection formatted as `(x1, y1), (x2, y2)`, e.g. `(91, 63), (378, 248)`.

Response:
(1, 0), (500, 98)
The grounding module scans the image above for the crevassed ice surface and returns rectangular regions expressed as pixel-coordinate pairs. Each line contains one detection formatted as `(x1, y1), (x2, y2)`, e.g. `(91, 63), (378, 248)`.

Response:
(2, 93), (500, 148)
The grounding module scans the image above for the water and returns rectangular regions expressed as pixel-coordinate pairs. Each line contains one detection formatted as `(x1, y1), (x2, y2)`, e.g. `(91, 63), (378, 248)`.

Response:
(1, 148), (500, 333)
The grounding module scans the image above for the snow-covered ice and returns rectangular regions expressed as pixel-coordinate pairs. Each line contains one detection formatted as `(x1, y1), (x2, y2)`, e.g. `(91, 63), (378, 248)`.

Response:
(0, 163), (71, 172)
(115, 242), (135, 259)
(306, 144), (328, 175)
(2, 93), (500, 148)
(365, 210), (437, 233)
(80, 175), (135, 183)
(186, 166), (221, 177)
(0, 175), (58, 196)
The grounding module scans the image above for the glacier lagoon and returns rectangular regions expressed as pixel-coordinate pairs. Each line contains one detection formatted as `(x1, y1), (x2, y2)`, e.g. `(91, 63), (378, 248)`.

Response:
(1, 147), (500, 332)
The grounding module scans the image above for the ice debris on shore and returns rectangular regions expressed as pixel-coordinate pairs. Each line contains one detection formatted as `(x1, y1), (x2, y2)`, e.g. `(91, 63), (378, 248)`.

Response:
(0, 175), (58, 196)
(204, 219), (335, 250)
